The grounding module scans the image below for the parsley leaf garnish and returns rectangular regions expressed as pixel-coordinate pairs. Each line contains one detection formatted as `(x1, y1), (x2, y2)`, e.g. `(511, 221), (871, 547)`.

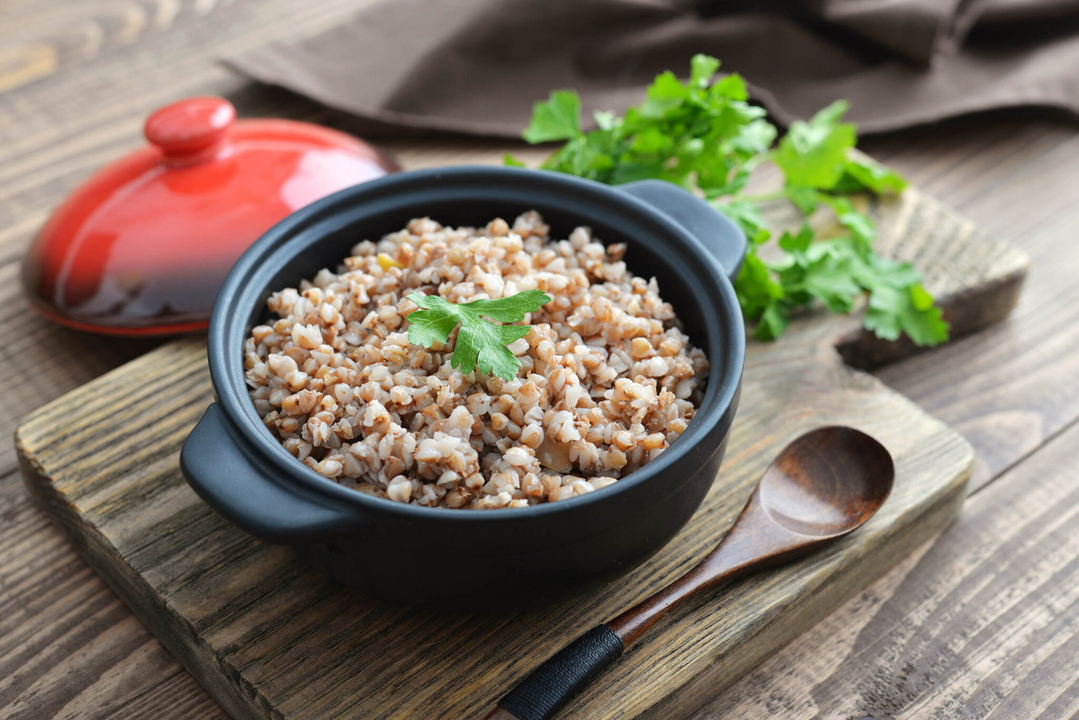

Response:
(406, 290), (552, 381)
(865, 284), (948, 346)
(521, 90), (582, 143)
(774, 100), (856, 190)
(509, 55), (949, 347)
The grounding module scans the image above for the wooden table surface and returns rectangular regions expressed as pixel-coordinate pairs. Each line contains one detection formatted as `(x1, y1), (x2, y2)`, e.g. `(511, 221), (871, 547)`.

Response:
(3, 2), (1079, 719)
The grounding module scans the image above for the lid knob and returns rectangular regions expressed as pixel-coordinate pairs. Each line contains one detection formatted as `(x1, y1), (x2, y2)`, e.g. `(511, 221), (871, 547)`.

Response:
(144, 96), (235, 164)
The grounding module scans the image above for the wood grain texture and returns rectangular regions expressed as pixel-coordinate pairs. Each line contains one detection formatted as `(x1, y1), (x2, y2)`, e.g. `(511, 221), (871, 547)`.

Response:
(606, 427), (896, 648)
(0, 2), (386, 717)
(861, 120), (1079, 490)
(491, 428), (897, 720)
(833, 187), (1027, 370)
(0, 0), (1076, 716)
(681, 118), (1079, 719)
(14, 175), (1008, 718)
(695, 413), (1079, 720)
(17, 335), (971, 720)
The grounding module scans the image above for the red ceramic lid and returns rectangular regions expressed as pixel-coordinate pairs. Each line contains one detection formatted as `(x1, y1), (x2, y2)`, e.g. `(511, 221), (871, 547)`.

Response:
(22, 97), (399, 336)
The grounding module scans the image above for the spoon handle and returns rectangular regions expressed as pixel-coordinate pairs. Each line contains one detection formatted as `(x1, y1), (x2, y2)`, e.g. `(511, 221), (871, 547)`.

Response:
(486, 625), (624, 720)
(486, 559), (756, 720)
(485, 493), (781, 719)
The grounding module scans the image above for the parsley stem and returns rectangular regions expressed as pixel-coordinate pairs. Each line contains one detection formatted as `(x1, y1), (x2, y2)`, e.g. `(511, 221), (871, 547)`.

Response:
(732, 190), (790, 204)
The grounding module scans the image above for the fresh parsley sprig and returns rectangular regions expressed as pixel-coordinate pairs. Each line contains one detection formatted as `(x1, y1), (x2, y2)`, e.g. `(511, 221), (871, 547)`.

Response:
(506, 54), (949, 346)
(406, 290), (552, 381)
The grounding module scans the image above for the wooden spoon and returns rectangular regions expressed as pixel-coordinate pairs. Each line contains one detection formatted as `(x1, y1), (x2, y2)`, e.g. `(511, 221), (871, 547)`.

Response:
(486, 425), (894, 720)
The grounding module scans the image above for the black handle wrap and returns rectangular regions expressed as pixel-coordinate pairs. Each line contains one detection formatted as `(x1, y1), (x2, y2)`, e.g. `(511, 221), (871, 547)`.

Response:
(498, 624), (624, 720)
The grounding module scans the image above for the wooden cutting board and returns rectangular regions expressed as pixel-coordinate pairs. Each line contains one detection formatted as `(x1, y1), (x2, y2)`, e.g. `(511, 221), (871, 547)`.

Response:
(16, 185), (1026, 720)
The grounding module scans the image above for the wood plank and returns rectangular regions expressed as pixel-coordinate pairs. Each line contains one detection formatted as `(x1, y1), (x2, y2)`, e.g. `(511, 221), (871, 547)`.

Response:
(831, 186), (1026, 370)
(16, 326), (972, 720)
(0, 4), (387, 716)
(0, 0), (1041, 493)
(0, 158), (1019, 719)
(686, 120), (1079, 712)
(695, 415), (1079, 720)
(0, 106), (1035, 720)
(0, 475), (223, 720)
(0, 0), (1072, 715)
(0, 0), (1067, 501)
(14, 163), (1009, 718)
(0, 262), (162, 473)
(0, 0), (378, 266)
(861, 122), (1079, 489)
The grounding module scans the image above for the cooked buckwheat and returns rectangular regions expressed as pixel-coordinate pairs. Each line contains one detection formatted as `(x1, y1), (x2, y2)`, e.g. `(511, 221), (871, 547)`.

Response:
(244, 212), (708, 509)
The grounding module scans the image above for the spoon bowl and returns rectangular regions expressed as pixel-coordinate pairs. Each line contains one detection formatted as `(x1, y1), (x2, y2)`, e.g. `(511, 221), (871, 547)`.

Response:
(759, 426), (894, 538)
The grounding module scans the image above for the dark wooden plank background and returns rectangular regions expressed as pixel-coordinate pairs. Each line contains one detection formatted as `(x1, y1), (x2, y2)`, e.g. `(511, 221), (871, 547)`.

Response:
(2, 1), (1079, 718)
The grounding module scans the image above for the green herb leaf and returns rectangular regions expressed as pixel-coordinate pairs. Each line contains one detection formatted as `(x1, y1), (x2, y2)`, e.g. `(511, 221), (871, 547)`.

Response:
(718, 200), (771, 245)
(503, 152), (526, 168)
(849, 251), (924, 289)
(638, 71), (689, 120)
(864, 284), (950, 346)
(819, 195), (875, 251)
(690, 54), (721, 87)
(730, 119), (778, 159)
(774, 100), (857, 190)
(593, 110), (618, 131)
(840, 152), (909, 194)
(778, 223), (814, 254)
(522, 90), (582, 144)
(405, 294), (462, 348)
(406, 290), (552, 380)
(712, 73), (749, 101)
(755, 302), (790, 341)
(734, 252), (784, 319)
(797, 252), (862, 314)
(787, 187), (820, 215)
(772, 229), (862, 314)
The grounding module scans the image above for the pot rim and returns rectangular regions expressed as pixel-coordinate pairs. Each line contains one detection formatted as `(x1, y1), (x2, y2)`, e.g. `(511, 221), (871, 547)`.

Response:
(207, 166), (745, 522)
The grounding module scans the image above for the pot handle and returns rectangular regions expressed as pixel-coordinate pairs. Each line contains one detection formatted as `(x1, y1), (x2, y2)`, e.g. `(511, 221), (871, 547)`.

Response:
(618, 179), (747, 282)
(180, 402), (362, 544)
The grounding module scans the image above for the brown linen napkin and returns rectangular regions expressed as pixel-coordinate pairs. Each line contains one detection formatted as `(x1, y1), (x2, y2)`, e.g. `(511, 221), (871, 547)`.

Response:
(227, 0), (1079, 136)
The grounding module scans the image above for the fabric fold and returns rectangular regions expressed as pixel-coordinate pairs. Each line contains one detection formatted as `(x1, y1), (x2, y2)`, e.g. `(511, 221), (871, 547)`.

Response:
(226, 0), (1079, 136)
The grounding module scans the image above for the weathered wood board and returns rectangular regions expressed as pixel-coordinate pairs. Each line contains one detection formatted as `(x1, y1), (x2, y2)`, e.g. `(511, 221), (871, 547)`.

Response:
(15, 185), (1022, 720)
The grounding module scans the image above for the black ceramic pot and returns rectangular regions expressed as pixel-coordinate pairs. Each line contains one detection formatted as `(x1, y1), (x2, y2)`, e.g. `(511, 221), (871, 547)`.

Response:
(180, 167), (746, 608)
